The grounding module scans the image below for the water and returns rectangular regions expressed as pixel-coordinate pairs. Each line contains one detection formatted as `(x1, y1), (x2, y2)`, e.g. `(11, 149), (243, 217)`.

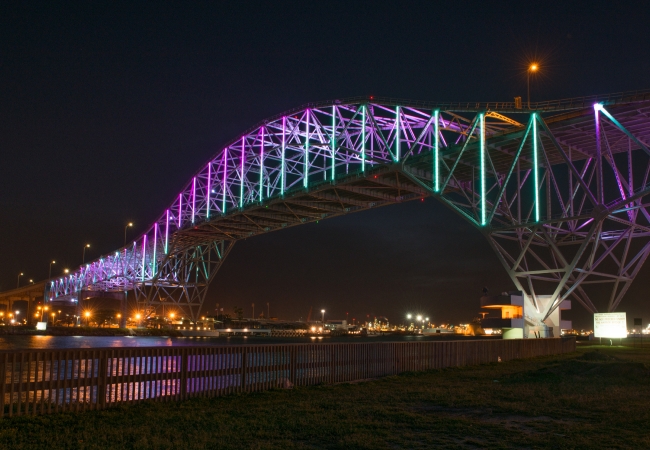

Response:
(0, 333), (489, 351)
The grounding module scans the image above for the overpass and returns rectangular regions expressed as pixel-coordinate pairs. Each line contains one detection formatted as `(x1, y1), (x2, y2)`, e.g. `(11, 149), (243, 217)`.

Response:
(0, 281), (46, 322)
(12, 89), (650, 322)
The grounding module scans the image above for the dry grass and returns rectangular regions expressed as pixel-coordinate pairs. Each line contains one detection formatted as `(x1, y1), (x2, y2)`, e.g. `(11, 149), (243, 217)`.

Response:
(0, 343), (648, 449)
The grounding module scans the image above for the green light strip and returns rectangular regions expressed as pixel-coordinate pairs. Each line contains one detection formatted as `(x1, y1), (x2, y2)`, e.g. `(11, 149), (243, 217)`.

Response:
(152, 224), (157, 276)
(533, 114), (539, 222)
(480, 113), (486, 225)
(331, 106), (336, 180)
(362, 105), (366, 172)
(434, 110), (439, 192)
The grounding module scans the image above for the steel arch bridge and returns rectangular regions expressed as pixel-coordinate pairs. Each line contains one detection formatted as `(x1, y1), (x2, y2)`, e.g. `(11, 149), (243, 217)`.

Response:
(46, 90), (650, 322)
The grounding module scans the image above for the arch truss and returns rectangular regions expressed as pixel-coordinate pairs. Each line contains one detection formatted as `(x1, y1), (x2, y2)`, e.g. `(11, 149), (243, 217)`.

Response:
(46, 91), (650, 321)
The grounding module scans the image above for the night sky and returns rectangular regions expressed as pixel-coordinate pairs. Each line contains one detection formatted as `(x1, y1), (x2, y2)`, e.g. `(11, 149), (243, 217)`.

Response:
(2, 1), (649, 328)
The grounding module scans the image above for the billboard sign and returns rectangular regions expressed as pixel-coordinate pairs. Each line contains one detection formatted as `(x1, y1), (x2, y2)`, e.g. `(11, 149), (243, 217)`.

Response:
(594, 312), (627, 338)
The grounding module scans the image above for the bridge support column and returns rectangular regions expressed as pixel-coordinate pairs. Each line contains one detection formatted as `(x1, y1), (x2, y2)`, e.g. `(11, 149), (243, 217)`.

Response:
(134, 240), (235, 321)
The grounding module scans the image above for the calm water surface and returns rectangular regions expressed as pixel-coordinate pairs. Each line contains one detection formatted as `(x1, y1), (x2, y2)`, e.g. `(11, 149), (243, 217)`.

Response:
(0, 334), (489, 350)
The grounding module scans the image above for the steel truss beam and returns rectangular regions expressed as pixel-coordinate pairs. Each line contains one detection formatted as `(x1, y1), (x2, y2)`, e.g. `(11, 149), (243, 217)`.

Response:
(48, 94), (650, 321)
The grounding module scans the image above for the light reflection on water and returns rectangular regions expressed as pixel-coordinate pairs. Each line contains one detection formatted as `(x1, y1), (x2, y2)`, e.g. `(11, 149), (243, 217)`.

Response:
(0, 334), (481, 350)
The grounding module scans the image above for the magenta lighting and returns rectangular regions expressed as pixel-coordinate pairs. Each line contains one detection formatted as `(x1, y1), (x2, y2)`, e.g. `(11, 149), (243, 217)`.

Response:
(46, 92), (650, 323)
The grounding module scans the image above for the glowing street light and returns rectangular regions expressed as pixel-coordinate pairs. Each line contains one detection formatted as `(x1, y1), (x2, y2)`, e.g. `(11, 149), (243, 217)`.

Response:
(82, 244), (91, 264)
(124, 222), (134, 246)
(406, 314), (412, 320)
(527, 63), (539, 109)
(84, 311), (91, 326)
(16, 272), (24, 289)
(49, 260), (56, 279)
(64, 268), (70, 275)
(321, 309), (325, 324)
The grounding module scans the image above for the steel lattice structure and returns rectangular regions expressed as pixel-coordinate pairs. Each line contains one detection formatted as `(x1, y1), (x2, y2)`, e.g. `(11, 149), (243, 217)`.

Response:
(46, 90), (650, 321)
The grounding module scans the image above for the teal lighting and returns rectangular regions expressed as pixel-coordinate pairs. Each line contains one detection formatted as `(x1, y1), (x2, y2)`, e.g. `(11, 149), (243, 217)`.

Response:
(479, 113), (485, 225)
(395, 106), (400, 161)
(362, 105), (366, 172)
(434, 109), (439, 192)
(533, 113), (539, 222)
(331, 106), (336, 180)
(240, 137), (245, 208)
(281, 117), (286, 195)
(304, 109), (309, 188)
(152, 223), (157, 276)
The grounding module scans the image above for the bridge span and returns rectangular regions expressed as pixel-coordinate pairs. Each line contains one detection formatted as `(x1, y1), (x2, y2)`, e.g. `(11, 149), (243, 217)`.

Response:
(19, 89), (650, 323)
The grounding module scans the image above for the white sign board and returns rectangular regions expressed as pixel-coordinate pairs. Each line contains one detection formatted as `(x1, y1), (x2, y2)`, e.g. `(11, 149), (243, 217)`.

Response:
(36, 322), (48, 331)
(594, 312), (627, 338)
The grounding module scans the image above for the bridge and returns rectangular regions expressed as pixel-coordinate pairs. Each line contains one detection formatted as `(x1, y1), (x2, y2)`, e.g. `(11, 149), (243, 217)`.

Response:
(12, 89), (648, 324)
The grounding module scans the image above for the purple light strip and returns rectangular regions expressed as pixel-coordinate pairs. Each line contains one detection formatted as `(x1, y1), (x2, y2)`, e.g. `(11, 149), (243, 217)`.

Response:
(141, 234), (147, 281)
(222, 147), (227, 213)
(260, 127), (264, 201)
(178, 193), (182, 228)
(240, 136), (245, 208)
(206, 163), (211, 218)
(191, 177), (196, 224)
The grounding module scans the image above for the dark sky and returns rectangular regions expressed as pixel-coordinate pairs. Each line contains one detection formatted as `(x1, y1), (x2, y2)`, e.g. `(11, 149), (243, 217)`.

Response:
(2, 1), (649, 328)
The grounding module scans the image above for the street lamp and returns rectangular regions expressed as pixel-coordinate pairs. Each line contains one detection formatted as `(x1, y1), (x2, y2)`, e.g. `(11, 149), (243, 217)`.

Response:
(527, 63), (538, 109)
(321, 309), (325, 324)
(49, 260), (56, 278)
(406, 314), (412, 320)
(124, 222), (133, 246)
(51, 312), (56, 325)
(82, 244), (91, 264)
(17, 272), (23, 289)
(84, 311), (91, 326)
(63, 268), (69, 275)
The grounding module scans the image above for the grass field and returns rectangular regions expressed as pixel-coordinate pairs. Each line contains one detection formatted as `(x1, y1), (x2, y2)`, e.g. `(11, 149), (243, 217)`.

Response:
(0, 343), (648, 449)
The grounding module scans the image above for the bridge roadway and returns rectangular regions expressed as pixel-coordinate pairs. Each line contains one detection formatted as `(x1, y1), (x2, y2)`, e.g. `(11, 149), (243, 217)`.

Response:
(4, 89), (650, 322)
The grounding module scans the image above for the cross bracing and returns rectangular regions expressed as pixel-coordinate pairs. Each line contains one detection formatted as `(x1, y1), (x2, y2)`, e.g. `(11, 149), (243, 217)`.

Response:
(46, 90), (650, 321)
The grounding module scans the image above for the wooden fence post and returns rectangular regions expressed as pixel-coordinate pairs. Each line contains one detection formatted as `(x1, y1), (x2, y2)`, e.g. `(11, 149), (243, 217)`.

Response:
(98, 351), (108, 410)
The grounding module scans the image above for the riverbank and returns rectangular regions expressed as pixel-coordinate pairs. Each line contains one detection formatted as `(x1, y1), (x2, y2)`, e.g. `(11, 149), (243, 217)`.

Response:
(0, 326), (182, 337)
(0, 344), (648, 448)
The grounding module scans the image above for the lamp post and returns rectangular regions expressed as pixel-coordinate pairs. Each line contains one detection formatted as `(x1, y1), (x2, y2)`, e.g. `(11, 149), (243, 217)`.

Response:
(64, 268), (69, 275)
(124, 222), (133, 246)
(321, 309), (325, 324)
(17, 272), (23, 289)
(49, 261), (56, 278)
(82, 244), (90, 264)
(527, 63), (538, 109)
(85, 311), (91, 327)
